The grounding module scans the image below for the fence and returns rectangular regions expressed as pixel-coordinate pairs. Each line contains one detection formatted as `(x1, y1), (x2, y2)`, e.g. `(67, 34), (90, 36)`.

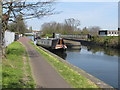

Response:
(4, 30), (15, 47)
(61, 34), (89, 39)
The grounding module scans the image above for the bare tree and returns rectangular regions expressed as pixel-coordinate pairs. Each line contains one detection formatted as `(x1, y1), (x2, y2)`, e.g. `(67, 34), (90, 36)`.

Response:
(1, 0), (56, 55)
(41, 20), (81, 35)
(88, 26), (100, 36)
(64, 18), (80, 31)
(41, 22), (58, 34)
(82, 27), (89, 35)
(2, 0), (56, 30)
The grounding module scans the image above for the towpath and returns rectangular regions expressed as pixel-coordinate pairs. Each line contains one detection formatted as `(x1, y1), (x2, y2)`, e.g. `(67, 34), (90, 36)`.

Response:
(18, 37), (71, 88)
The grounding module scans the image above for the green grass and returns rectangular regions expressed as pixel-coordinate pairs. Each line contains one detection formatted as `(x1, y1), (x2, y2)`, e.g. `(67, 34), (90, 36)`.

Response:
(2, 41), (35, 88)
(30, 41), (99, 88)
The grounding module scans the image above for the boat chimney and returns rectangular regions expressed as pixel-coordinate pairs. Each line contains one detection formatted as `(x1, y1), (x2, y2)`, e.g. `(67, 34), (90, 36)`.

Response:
(53, 33), (55, 38)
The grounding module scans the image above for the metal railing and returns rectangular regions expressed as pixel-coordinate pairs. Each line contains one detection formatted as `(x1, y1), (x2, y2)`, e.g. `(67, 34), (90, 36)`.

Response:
(61, 34), (89, 39)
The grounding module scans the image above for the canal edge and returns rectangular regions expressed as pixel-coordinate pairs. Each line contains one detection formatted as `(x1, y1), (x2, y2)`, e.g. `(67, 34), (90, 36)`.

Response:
(38, 46), (114, 89)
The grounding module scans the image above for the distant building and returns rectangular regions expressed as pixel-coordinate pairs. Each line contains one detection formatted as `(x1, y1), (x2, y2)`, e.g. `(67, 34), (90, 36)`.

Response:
(99, 30), (119, 36)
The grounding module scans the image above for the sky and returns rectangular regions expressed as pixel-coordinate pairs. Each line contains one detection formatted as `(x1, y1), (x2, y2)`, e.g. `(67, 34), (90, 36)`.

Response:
(118, 1), (120, 28)
(26, 1), (118, 31)
(26, 0), (119, 2)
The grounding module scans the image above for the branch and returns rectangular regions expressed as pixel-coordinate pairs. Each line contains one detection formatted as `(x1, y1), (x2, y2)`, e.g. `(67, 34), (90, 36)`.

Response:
(3, 2), (12, 5)
(2, 0), (57, 24)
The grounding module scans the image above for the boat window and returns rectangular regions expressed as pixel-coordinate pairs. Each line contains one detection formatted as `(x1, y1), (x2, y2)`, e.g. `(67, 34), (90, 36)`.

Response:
(47, 42), (49, 45)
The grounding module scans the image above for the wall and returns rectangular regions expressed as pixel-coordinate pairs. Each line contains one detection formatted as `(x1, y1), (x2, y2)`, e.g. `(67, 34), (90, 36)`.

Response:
(107, 31), (118, 36)
(99, 30), (107, 36)
(4, 30), (15, 47)
(99, 30), (119, 36)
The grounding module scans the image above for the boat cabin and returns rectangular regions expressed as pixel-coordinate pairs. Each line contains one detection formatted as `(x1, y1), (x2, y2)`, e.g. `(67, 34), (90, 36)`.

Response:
(36, 38), (67, 50)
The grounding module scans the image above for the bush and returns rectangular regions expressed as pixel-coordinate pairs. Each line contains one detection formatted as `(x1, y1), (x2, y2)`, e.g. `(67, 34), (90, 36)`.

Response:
(91, 36), (119, 48)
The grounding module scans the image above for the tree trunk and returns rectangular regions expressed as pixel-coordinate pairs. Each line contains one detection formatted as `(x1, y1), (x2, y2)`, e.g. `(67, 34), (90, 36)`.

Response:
(1, 2), (12, 57)
(0, 1), (2, 57)
(0, 1), (2, 89)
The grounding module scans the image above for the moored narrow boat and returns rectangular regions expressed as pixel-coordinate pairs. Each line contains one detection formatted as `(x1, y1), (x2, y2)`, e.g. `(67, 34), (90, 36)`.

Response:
(36, 38), (67, 50)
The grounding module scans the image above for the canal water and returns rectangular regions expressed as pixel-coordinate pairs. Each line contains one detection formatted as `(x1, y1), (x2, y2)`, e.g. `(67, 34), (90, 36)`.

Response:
(47, 43), (119, 88)
(66, 46), (119, 88)
(27, 36), (119, 88)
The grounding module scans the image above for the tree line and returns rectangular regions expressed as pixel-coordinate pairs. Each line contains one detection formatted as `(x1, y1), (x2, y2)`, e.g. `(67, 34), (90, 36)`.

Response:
(41, 18), (100, 36)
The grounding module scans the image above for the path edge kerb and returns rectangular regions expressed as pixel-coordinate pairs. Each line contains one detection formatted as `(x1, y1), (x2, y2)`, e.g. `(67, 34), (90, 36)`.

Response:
(36, 45), (114, 89)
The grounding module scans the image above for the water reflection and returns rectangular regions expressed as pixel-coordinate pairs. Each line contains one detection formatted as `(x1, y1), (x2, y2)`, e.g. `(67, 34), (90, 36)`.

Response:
(66, 45), (119, 88)
(50, 48), (81, 59)
(67, 48), (81, 52)
(49, 45), (119, 88)
(47, 48), (67, 59)
(46, 42), (119, 88)
(84, 44), (120, 57)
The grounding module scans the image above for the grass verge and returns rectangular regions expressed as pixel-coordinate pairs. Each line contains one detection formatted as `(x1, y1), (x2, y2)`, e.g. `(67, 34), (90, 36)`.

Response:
(2, 41), (35, 88)
(30, 41), (99, 88)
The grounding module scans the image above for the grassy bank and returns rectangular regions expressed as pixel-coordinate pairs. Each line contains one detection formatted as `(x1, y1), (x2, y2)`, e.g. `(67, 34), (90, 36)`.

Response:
(2, 42), (35, 88)
(30, 41), (99, 88)
(91, 36), (119, 49)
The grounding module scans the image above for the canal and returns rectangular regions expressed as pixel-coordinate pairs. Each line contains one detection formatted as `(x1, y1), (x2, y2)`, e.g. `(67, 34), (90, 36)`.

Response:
(27, 36), (119, 88)
(49, 43), (119, 88)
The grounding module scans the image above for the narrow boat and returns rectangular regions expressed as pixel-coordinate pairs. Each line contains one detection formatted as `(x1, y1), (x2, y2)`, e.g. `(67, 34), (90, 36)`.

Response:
(36, 38), (67, 50)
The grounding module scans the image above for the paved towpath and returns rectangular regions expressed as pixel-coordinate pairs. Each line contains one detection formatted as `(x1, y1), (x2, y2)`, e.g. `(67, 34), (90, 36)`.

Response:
(18, 37), (71, 88)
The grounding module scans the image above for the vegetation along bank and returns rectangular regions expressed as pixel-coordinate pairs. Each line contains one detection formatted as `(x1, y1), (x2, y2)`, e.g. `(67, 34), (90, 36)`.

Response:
(2, 42), (35, 88)
(90, 36), (120, 49)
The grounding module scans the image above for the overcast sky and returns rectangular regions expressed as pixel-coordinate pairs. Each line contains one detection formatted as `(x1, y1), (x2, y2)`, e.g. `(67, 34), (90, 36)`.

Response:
(26, 1), (118, 30)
